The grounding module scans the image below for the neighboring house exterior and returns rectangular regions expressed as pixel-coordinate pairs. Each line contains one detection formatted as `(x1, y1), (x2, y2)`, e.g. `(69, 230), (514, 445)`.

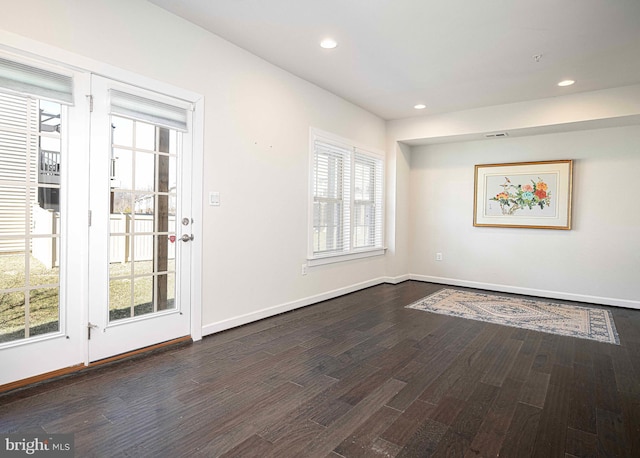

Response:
(0, 92), (60, 267)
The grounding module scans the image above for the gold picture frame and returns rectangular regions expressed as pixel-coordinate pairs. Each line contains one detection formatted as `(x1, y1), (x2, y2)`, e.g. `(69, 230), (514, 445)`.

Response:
(473, 160), (573, 229)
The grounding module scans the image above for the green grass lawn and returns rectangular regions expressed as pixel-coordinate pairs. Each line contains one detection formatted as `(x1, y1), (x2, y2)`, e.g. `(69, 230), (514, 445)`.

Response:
(0, 254), (59, 343)
(1, 254), (175, 344)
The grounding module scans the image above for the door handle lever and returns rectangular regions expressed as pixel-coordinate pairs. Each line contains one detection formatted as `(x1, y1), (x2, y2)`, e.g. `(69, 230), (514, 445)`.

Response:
(87, 322), (98, 340)
(181, 234), (194, 242)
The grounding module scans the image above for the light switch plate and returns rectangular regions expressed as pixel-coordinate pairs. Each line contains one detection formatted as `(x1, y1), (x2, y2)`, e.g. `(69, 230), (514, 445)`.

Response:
(209, 191), (220, 206)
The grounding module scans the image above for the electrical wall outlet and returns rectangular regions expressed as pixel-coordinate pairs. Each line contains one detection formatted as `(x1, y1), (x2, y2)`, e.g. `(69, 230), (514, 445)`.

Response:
(436, 253), (443, 261)
(301, 264), (308, 275)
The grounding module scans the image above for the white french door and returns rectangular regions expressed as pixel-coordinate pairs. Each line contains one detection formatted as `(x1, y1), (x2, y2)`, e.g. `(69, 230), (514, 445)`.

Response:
(0, 48), (201, 386)
(87, 76), (194, 362)
(0, 55), (89, 386)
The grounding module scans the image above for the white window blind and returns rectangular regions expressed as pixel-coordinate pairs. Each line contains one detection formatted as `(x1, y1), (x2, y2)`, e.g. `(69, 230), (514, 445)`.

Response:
(312, 139), (351, 255)
(0, 56), (73, 105)
(109, 89), (190, 132)
(353, 150), (384, 249)
(311, 133), (384, 260)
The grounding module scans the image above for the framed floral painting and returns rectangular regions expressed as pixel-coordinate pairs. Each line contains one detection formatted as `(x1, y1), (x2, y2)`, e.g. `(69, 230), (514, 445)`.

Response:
(473, 160), (573, 229)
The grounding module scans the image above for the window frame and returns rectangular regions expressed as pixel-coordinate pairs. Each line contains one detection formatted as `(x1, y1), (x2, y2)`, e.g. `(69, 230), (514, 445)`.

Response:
(308, 128), (385, 266)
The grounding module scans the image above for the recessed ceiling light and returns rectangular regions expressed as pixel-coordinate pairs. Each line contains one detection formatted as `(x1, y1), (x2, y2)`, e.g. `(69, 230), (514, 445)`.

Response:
(320, 39), (337, 49)
(414, 104), (426, 110)
(558, 79), (575, 87)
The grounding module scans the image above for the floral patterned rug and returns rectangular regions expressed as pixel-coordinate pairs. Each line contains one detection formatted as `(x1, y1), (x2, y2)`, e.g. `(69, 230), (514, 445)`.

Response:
(406, 289), (619, 345)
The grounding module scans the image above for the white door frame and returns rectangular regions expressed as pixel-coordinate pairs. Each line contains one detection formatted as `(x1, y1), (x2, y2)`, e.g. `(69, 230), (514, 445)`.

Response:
(86, 75), (199, 362)
(0, 34), (203, 386)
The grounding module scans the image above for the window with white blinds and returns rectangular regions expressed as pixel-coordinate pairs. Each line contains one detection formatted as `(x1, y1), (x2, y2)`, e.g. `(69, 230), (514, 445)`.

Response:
(353, 151), (384, 249)
(311, 132), (384, 261)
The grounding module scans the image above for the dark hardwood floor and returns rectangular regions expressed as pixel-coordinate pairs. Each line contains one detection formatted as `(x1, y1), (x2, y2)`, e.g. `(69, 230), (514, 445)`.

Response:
(1, 281), (639, 457)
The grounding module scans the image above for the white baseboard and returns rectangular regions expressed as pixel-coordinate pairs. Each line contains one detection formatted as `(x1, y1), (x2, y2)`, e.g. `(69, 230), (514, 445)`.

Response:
(382, 274), (411, 284)
(202, 273), (638, 338)
(202, 277), (394, 337)
(410, 274), (640, 310)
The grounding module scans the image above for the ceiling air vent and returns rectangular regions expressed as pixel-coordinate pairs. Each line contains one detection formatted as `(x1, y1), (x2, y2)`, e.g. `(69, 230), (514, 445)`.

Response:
(485, 132), (509, 138)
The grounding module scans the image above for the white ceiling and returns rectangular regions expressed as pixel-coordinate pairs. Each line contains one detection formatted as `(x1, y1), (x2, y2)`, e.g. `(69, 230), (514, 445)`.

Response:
(148, 0), (640, 121)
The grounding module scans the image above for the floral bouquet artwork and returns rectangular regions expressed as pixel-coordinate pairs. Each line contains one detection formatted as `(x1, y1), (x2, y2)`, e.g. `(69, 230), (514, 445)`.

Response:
(474, 160), (572, 229)
(491, 177), (551, 216)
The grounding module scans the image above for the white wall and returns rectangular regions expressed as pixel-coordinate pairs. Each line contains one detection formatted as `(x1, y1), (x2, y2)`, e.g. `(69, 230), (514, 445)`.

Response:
(408, 126), (640, 307)
(384, 141), (412, 281)
(0, 0), (388, 334)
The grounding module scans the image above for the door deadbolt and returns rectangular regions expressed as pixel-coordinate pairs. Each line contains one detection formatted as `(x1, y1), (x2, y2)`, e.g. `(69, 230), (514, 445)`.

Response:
(182, 217), (191, 226)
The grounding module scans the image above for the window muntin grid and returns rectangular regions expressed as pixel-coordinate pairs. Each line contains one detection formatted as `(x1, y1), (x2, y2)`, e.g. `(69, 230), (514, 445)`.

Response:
(107, 116), (179, 322)
(0, 92), (62, 344)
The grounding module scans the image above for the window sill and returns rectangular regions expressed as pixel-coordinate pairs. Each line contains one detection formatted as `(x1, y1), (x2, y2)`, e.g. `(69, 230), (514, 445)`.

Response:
(308, 248), (386, 267)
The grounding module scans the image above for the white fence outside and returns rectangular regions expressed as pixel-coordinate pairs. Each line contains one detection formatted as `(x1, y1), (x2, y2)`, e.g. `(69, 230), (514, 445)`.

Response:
(109, 214), (176, 263)
(31, 205), (60, 269)
(6, 212), (175, 267)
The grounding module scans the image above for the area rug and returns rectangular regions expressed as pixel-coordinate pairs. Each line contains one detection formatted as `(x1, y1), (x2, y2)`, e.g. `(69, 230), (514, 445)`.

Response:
(406, 289), (619, 345)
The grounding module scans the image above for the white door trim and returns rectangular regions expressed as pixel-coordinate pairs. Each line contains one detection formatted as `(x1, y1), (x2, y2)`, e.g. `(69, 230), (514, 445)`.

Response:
(86, 75), (202, 362)
(189, 97), (204, 342)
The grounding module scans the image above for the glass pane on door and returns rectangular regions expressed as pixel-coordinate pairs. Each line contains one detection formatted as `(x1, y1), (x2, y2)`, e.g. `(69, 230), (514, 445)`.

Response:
(0, 92), (62, 344)
(108, 117), (178, 322)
